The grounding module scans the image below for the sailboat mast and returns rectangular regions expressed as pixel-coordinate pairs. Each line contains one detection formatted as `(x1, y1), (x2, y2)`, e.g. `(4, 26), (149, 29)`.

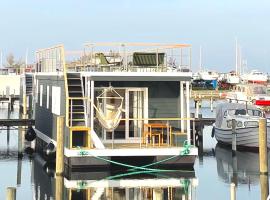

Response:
(25, 48), (28, 73)
(199, 45), (202, 71)
(0, 51), (2, 69)
(239, 46), (242, 75)
(235, 38), (238, 75)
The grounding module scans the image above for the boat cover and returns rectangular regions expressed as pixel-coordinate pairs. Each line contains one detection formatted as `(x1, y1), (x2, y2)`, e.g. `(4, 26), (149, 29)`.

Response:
(215, 102), (258, 128)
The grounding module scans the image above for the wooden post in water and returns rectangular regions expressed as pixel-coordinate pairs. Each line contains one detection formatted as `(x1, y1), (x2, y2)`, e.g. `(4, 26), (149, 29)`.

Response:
(198, 114), (203, 162)
(231, 119), (237, 156)
(56, 116), (64, 175)
(259, 118), (268, 174)
(210, 97), (213, 112)
(195, 100), (199, 118)
(16, 158), (22, 186)
(55, 175), (63, 200)
(260, 174), (269, 200)
(18, 120), (26, 158)
(6, 187), (16, 200)
(191, 113), (196, 145)
(23, 95), (27, 115)
(230, 183), (236, 200)
(8, 96), (11, 112)
(6, 130), (10, 152)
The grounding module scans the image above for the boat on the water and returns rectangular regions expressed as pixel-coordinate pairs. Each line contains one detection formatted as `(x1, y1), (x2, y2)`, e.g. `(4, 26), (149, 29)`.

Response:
(226, 83), (270, 105)
(213, 102), (270, 149)
(226, 71), (240, 85)
(218, 71), (240, 90)
(241, 70), (268, 85)
(192, 70), (219, 90)
(198, 70), (219, 81)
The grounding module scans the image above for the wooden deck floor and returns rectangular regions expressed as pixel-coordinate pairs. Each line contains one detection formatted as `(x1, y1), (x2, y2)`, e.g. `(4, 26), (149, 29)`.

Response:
(104, 143), (183, 149)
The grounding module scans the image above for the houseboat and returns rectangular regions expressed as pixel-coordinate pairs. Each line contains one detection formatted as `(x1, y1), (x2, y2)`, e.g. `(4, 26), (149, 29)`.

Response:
(32, 43), (197, 170)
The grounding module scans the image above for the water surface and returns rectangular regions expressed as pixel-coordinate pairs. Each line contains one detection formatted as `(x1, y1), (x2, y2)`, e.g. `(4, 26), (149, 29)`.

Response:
(0, 101), (268, 199)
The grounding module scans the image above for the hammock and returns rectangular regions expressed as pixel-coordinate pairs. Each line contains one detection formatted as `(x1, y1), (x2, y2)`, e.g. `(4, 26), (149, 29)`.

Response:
(96, 87), (124, 132)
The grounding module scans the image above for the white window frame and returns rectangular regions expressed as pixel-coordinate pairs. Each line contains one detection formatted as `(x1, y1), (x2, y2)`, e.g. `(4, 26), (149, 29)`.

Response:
(46, 85), (50, 109)
(52, 86), (61, 115)
(40, 85), (43, 107)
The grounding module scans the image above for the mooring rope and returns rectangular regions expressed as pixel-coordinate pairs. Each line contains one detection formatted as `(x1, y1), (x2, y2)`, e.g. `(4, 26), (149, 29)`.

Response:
(128, 140), (191, 171)
(76, 142), (192, 194)
(76, 140), (192, 173)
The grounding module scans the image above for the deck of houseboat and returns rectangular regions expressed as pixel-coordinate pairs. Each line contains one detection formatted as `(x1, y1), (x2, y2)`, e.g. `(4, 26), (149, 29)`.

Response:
(103, 143), (186, 149)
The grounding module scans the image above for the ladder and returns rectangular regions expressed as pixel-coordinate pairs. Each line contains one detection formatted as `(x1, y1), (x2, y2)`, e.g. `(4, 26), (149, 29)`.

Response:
(65, 72), (90, 149)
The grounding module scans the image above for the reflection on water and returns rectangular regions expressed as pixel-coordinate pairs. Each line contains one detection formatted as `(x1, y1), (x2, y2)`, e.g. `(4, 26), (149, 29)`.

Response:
(33, 153), (197, 200)
(215, 143), (270, 200)
(215, 144), (262, 185)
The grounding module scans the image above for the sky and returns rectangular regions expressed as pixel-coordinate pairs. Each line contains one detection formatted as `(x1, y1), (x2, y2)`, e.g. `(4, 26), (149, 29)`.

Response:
(0, 0), (270, 72)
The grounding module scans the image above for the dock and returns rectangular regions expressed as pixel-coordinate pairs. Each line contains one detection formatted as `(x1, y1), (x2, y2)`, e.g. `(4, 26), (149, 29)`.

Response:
(194, 117), (215, 126)
(0, 119), (34, 127)
(191, 89), (228, 100)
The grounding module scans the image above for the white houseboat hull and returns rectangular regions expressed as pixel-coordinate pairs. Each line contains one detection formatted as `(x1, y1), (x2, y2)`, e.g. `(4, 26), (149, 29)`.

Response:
(214, 126), (270, 148)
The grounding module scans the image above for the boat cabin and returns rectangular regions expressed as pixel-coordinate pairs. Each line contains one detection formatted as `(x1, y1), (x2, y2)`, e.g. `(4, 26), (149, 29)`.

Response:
(215, 102), (262, 129)
(227, 84), (270, 104)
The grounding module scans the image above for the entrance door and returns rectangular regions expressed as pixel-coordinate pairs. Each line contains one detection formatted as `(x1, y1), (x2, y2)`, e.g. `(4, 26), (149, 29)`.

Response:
(126, 88), (148, 140)
(101, 88), (148, 143)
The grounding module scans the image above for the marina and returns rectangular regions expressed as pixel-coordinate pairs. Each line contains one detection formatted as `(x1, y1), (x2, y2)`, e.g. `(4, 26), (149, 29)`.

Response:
(0, 52), (269, 199)
(1, 1), (270, 199)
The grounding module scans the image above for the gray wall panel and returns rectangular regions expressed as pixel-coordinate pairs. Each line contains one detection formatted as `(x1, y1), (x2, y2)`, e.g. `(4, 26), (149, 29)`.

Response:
(35, 75), (66, 142)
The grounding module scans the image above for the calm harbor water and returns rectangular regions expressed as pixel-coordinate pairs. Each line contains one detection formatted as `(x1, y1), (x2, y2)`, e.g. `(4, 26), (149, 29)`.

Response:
(0, 100), (268, 200)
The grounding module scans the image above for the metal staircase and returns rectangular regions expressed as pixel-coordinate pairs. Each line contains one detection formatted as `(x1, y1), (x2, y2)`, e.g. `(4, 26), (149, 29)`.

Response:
(65, 72), (90, 149)
(67, 73), (86, 127)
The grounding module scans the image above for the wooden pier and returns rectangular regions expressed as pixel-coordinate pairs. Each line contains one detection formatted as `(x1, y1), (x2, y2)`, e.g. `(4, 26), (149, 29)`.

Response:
(0, 119), (34, 127)
(191, 90), (228, 100)
(0, 94), (20, 111)
(194, 117), (215, 126)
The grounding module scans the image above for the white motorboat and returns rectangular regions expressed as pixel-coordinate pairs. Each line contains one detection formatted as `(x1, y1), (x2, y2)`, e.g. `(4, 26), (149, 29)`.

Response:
(213, 102), (270, 148)
(226, 84), (270, 104)
(241, 70), (268, 84)
(226, 71), (240, 85)
(198, 70), (219, 81)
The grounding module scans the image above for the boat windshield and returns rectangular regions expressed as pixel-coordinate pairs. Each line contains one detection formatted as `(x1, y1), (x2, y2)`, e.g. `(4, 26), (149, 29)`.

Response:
(225, 109), (262, 117)
(253, 72), (263, 75)
(253, 86), (267, 94)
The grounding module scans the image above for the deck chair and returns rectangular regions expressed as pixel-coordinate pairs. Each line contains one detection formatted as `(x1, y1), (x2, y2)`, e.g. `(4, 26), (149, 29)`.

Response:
(133, 52), (165, 66)
(95, 53), (120, 71)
